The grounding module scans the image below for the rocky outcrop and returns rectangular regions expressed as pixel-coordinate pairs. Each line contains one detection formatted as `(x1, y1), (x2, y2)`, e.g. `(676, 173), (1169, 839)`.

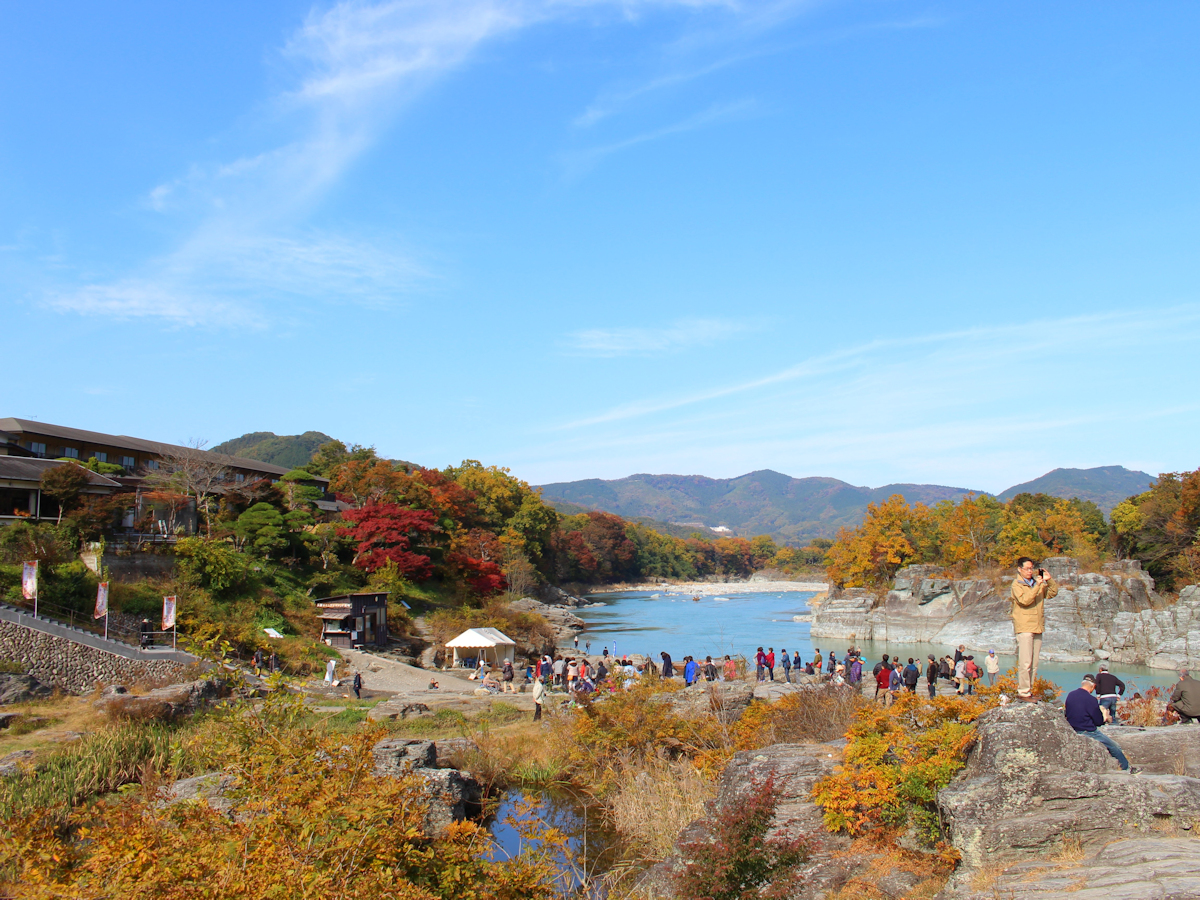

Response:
(367, 699), (432, 722)
(958, 836), (1200, 900)
(94, 677), (229, 720)
(642, 742), (851, 899)
(536, 585), (590, 608)
(157, 772), (238, 814)
(370, 737), (483, 834)
(811, 558), (1197, 668)
(663, 680), (755, 725)
(508, 597), (585, 646)
(937, 702), (1200, 896)
(0, 673), (53, 705)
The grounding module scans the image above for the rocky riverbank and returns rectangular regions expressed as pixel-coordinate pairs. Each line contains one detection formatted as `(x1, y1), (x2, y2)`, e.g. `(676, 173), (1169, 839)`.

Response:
(811, 556), (1200, 670)
(646, 696), (1200, 899)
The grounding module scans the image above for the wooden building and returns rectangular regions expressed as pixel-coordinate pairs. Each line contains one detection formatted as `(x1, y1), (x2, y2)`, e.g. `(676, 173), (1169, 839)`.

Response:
(314, 593), (389, 649)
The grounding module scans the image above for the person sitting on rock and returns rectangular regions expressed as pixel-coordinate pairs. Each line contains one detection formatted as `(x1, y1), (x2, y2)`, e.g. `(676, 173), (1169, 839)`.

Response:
(1168, 669), (1200, 724)
(1094, 663), (1125, 724)
(1065, 674), (1138, 773)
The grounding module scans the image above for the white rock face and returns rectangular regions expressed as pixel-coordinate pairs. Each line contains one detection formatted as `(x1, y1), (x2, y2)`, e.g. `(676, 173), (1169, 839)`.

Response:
(811, 558), (1197, 669)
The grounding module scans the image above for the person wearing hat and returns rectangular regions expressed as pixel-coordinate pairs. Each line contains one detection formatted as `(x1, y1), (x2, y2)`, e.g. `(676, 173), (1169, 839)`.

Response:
(1094, 663), (1125, 724)
(1065, 674), (1138, 773)
(1169, 670), (1200, 724)
(985, 650), (1000, 686)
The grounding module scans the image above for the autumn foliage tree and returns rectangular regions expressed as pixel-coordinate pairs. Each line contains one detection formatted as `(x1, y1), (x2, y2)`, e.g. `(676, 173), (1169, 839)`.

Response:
(1111, 468), (1200, 589)
(339, 503), (437, 578)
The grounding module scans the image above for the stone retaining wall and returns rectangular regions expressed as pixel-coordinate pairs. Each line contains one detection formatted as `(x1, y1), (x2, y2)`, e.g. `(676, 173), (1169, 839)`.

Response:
(0, 619), (192, 693)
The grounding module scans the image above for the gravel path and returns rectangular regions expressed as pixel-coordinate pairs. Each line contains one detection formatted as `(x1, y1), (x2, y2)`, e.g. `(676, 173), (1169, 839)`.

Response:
(336, 647), (480, 696)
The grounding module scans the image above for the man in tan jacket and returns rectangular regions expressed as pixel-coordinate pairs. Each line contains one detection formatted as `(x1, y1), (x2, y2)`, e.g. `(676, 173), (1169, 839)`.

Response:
(1011, 557), (1058, 701)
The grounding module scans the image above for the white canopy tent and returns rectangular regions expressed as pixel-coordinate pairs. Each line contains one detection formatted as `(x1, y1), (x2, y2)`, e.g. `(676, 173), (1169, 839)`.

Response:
(445, 627), (517, 668)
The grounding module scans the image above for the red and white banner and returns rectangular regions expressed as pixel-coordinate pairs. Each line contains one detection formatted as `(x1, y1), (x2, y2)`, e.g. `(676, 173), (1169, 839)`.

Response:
(94, 582), (109, 620)
(21, 561), (37, 601)
(162, 595), (177, 631)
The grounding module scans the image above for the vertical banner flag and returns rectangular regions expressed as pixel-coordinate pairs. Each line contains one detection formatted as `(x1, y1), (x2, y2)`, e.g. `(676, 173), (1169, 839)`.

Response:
(94, 582), (109, 620)
(162, 595), (177, 631)
(21, 561), (38, 601)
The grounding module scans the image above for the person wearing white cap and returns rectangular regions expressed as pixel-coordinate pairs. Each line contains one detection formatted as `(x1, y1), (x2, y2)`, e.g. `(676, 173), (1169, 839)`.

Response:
(985, 650), (1000, 686)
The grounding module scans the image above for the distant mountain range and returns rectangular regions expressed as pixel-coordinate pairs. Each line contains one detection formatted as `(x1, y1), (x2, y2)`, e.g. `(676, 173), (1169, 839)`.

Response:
(996, 466), (1154, 512)
(538, 466), (1156, 544)
(210, 431), (334, 469)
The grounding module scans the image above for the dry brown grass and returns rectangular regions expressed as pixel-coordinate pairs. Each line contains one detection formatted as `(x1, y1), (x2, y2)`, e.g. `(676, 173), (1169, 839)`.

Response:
(1052, 834), (1087, 864)
(0, 694), (106, 757)
(736, 683), (866, 749)
(605, 755), (716, 864)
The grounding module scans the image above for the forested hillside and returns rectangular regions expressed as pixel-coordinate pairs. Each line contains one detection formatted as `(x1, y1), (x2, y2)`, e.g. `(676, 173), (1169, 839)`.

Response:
(210, 431), (334, 468)
(538, 470), (980, 544)
(996, 465), (1155, 513)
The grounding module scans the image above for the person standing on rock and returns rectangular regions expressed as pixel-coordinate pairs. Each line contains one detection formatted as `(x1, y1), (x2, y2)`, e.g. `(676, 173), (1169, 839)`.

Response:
(574, 635), (579, 651)
(780, 648), (792, 683)
(325, 658), (336, 684)
(903, 658), (919, 693)
(660, 651), (674, 678)
(985, 650), (1000, 686)
(755, 647), (767, 682)
(724, 655), (738, 682)
(1066, 675), (1138, 773)
(352, 671), (363, 699)
(875, 659), (892, 702)
(766, 648), (776, 682)
(1011, 557), (1058, 701)
(925, 655), (938, 699)
(1094, 663), (1125, 723)
(813, 648), (823, 672)
(684, 656), (698, 686)
(585, 640), (591, 655)
(533, 675), (545, 721)
(1168, 670), (1200, 724)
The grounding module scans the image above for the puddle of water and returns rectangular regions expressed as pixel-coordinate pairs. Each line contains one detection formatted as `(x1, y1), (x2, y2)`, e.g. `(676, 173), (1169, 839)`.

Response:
(486, 787), (621, 896)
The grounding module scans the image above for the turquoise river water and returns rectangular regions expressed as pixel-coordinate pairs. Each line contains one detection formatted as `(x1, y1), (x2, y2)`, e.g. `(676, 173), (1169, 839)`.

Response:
(576, 588), (1179, 694)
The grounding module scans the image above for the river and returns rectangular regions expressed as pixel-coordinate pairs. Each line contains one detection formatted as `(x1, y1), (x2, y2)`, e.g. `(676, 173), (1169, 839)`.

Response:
(576, 588), (1179, 694)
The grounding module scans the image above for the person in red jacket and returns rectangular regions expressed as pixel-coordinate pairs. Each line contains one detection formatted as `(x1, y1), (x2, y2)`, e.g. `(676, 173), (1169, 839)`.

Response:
(875, 660), (892, 703)
(766, 648), (776, 682)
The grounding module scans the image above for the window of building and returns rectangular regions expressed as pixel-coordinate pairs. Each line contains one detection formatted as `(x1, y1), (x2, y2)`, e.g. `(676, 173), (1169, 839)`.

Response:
(235, 473), (245, 483)
(29, 442), (46, 457)
(120, 456), (135, 469)
(94, 451), (107, 462)
(61, 447), (79, 459)
(146, 459), (159, 470)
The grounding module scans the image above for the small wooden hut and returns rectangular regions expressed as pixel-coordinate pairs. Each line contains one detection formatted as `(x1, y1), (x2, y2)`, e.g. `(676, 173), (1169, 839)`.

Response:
(314, 592), (389, 649)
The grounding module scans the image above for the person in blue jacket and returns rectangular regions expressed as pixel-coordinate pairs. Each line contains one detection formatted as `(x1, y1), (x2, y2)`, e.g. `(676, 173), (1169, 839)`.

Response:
(1065, 674), (1138, 773)
(780, 648), (792, 683)
(684, 655), (699, 686)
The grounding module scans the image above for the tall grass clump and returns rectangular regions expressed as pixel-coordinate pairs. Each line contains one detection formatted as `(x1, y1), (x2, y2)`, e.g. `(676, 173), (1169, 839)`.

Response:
(734, 684), (866, 750)
(0, 724), (176, 830)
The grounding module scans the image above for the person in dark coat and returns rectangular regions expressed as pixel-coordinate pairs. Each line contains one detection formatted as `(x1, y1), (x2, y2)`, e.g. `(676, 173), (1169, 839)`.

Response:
(352, 671), (363, 699)
(660, 652), (674, 678)
(1066, 675), (1136, 772)
(925, 655), (938, 699)
(1094, 663), (1125, 723)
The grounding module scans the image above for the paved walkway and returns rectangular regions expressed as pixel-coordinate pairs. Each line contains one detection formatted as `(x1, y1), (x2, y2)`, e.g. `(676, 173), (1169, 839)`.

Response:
(336, 647), (481, 696)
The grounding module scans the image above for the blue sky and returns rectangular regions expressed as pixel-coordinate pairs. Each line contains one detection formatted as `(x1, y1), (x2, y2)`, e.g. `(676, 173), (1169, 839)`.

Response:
(2, 1), (1198, 493)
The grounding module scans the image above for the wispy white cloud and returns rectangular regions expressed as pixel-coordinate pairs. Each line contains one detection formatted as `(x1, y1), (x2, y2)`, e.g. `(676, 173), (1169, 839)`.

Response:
(562, 97), (761, 176)
(556, 305), (1200, 429)
(565, 316), (751, 356)
(52, 0), (755, 327)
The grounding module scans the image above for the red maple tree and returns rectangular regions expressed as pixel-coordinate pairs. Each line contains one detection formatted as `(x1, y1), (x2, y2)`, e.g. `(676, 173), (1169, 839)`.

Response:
(338, 503), (437, 577)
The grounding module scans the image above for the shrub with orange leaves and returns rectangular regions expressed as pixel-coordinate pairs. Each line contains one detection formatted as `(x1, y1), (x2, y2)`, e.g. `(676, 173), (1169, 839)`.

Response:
(812, 691), (996, 845)
(1, 693), (566, 900)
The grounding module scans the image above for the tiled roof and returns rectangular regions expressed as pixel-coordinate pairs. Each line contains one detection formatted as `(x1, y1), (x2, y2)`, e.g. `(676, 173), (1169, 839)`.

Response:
(0, 457), (124, 487)
(0, 418), (328, 485)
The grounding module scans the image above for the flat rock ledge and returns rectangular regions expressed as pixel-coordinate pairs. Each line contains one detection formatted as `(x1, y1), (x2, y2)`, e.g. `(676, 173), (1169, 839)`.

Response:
(937, 702), (1200, 898)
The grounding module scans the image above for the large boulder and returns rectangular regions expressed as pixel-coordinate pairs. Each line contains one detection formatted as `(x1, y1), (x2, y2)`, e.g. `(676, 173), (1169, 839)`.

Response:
(0, 673), (53, 705)
(370, 737), (483, 835)
(665, 681), (754, 724)
(157, 772), (238, 814)
(938, 702), (1200, 895)
(642, 742), (852, 899)
(372, 738), (437, 775)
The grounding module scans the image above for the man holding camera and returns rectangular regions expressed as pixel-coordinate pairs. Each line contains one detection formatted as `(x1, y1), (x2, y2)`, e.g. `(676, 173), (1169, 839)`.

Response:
(1011, 557), (1058, 701)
